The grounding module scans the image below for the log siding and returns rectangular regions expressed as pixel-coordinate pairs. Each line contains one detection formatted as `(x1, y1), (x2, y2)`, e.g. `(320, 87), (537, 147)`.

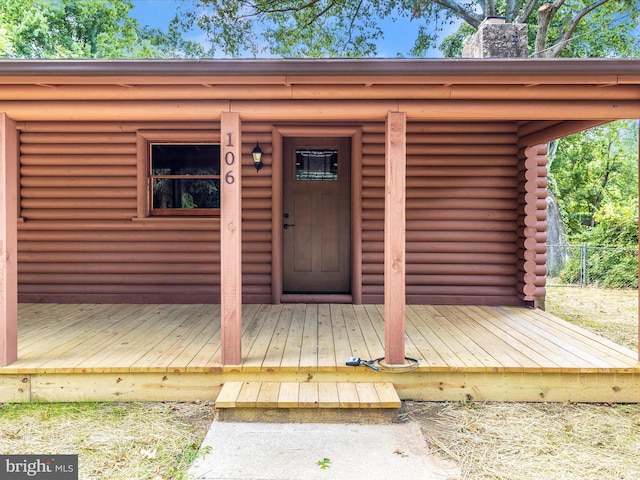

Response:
(361, 121), (523, 305)
(17, 119), (540, 307)
(518, 144), (549, 303)
(19, 123), (246, 303)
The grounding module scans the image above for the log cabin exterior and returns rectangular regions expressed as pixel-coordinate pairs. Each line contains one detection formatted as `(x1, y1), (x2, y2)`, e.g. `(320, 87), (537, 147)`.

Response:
(1, 59), (639, 393)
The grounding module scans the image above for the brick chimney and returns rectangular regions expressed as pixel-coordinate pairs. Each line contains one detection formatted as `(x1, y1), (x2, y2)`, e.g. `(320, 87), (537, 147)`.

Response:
(462, 17), (528, 58)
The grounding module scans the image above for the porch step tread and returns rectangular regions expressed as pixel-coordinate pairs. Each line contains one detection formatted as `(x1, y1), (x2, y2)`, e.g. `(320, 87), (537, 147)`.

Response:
(216, 381), (401, 409)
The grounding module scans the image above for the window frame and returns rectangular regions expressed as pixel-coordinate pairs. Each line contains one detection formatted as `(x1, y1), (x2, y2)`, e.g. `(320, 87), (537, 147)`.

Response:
(136, 130), (221, 219)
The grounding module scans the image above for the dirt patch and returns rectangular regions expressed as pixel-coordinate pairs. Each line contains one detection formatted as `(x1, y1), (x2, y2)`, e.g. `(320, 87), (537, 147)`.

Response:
(401, 401), (640, 480)
(545, 286), (638, 351)
(400, 286), (640, 479)
(0, 401), (215, 479)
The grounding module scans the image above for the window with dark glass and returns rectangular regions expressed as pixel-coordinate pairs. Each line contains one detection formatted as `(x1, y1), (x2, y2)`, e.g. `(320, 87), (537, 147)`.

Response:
(149, 144), (221, 216)
(295, 149), (338, 181)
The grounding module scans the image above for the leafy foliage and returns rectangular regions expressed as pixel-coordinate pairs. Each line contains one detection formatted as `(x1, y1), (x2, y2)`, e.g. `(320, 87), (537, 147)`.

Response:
(558, 205), (638, 288)
(550, 121), (638, 237)
(175, 0), (640, 58)
(550, 121), (639, 288)
(0, 0), (204, 58)
(441, 1), (640, 58)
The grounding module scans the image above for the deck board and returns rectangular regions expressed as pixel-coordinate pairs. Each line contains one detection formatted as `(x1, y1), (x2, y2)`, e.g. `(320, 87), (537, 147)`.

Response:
(474, 306), (589, 370)
(317, 304), (337, 370)
(353, 305), (385, 360)
(511, 307), (639, 368)
(342, 305), (372, 361)
(414, 304), (487, 371)
(1, 303), (639, 403)
(181, 305), (222, 372)
(466, 305), (554, 371)
(242, 305), (281, 371)
(280, 304), (306, 370)
(299, 305), (319, 372)
(261, 304), (294, 371)
(330, 304), (351, 368)
(496, 307), (615, 371)
(405, 305), (462, 370)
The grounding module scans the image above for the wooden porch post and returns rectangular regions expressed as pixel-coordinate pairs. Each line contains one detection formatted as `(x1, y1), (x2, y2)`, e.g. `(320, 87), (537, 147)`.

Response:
(384, 111), (407, 365)
(220, 112), (242, 365)
(0, 113), (18, 366)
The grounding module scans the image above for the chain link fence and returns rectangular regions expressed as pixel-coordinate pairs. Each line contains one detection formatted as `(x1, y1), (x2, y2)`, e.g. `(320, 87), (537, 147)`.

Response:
(547, 244), (638, 288)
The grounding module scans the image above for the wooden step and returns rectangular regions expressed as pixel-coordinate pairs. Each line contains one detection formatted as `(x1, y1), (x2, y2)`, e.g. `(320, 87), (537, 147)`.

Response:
(215, 381), (401, 423)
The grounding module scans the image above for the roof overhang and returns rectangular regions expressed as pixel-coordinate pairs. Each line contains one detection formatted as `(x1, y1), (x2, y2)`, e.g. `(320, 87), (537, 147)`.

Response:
(0, 58), (639, 79)
(0, 58), (638, 144)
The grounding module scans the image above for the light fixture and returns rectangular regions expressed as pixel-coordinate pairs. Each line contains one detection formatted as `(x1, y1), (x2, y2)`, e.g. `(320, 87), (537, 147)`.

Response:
(252, 141), (263, 172)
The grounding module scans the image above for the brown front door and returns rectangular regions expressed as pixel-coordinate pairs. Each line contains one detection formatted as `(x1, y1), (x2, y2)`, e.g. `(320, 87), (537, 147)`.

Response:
(283, 137), (351, 293)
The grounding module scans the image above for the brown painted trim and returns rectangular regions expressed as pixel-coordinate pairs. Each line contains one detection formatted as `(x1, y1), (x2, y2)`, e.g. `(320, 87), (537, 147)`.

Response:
(280, 294), (352, 304)
(6, 84), (639, 102)
(135, 129), (223, 219)
(1, 58), (638, 78)
(517, 120), (610, 146)
(3, 99), (636, 122)
(0, 113), (18, 366)
(351, 128), (363, 305)
(271, 127), (283, 305)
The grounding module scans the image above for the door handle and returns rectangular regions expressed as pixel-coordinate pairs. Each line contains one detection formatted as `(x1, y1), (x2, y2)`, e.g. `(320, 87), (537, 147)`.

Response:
(283, 223), (295, 229)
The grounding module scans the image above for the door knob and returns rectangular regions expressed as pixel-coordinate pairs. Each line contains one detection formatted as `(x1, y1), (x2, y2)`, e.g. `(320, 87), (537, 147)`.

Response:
(283, 223), (295, 229)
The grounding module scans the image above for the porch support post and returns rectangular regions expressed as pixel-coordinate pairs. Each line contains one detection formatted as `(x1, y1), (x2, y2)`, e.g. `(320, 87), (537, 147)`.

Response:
(0, 113), (18, 366)
(220, 112), (242, 365)
(384, 111), (407, 365)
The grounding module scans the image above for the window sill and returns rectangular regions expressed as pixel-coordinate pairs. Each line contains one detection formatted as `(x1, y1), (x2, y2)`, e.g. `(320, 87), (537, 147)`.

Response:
(131, 217), (220, 225)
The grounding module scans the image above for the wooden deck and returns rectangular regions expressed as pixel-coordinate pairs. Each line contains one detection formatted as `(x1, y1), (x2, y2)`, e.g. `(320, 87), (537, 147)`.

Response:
(1, 303), (638, 403)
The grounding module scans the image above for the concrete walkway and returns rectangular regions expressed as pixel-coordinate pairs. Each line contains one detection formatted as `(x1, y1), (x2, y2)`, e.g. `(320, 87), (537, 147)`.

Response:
(188, 421), (460, 480)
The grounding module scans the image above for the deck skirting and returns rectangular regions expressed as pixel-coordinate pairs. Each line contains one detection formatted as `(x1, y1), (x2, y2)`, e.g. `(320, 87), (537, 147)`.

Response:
(1, 369), (638, 404)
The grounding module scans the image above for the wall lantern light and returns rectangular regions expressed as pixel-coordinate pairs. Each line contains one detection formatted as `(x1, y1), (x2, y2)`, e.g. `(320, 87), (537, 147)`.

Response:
(252, 142), (264, 172)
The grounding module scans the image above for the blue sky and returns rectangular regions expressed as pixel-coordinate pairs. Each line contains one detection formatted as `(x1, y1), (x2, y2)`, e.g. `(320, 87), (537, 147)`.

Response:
(129, 0), (447, 58)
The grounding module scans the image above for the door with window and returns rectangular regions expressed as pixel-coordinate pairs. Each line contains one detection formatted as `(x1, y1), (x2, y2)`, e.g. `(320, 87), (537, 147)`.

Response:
(282, 137), (351, 293)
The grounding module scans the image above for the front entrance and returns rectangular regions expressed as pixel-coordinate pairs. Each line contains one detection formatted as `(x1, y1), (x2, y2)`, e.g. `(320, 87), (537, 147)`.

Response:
(282, 137), (351, 293)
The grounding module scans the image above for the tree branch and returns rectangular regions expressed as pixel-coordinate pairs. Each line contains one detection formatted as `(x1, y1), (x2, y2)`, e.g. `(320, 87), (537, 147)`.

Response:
(505, 0), (519, 22)
(514, 0), (538, 23)
(340, 0), (365, 54)
(547, 0), (611, 58)
(483, 0), (495, 17)
(535, 3), (558, 57)
(301, 0), (339, 29)
(243, 0), (324, 18)
(535, 0), (569, 57)
(430, 0), (483, 28)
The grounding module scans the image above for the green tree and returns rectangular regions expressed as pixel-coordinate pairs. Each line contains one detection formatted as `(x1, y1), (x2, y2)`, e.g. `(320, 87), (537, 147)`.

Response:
(550, 121), (638, 238)
(0, 0), (204, 58)
(441, 1), (640, 58)
(550, 121), (638, 288)
(175, 0), (640, 58)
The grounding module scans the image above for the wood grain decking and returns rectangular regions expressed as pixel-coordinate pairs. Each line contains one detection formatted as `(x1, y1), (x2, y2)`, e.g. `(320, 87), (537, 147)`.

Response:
(1, 303), (638, 403)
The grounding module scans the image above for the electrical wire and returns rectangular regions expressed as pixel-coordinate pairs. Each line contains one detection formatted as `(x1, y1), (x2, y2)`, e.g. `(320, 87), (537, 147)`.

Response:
(348, 356), (420, 374)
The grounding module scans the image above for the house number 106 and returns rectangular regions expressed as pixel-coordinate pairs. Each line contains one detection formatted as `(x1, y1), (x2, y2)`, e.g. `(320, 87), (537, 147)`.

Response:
(224, 132), (235, 184)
